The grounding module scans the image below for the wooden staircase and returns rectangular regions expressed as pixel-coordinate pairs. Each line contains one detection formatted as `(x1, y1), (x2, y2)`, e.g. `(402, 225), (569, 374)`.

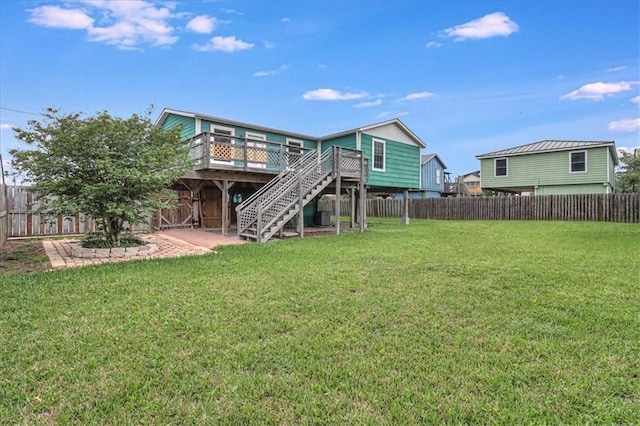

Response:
(236, 148), (337, 242)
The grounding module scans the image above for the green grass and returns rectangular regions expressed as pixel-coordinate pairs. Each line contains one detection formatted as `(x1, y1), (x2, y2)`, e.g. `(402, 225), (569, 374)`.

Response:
(1, 219), (639, 423)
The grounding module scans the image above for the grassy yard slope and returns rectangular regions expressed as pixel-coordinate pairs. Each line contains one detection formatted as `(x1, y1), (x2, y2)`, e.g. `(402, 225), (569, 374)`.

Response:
(1, 219), (639, 423)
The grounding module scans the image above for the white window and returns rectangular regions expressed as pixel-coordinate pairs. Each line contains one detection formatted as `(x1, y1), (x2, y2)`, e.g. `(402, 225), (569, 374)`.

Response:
(495, 158), (507, 177)
(436, 169), (441, 184)
(210, 124), (234, 165)
(570, 151), (587, 173)
(372, 139), (386, 172)
(246, 132), (267, 169)
(286, 138), (303, 168)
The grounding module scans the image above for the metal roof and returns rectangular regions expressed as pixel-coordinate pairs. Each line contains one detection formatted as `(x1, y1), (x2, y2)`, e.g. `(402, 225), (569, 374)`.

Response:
(476, 140), (618, 164)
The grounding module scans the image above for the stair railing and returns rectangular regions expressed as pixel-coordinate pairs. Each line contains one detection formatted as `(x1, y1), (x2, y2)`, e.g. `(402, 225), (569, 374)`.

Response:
(237, 145), (364, 241)
(254, 148), (335, 238)
(236, 149), (320, 237)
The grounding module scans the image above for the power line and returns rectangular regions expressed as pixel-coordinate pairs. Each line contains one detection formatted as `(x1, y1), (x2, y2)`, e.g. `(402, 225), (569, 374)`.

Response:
(0, 107), (42, 116)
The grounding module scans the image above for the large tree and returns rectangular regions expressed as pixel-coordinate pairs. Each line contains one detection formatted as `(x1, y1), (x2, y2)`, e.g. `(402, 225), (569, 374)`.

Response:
(10, 108), (192, 246)
(616, 149), (640, 193)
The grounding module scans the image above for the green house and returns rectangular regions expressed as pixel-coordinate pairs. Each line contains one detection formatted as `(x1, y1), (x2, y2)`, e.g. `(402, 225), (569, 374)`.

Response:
(320, 119), (425, 191)
(476, 140), (618, 195)
(155, 109), (425, 241)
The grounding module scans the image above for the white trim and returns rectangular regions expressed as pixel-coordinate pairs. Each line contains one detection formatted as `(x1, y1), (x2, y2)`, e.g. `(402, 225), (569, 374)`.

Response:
(246, 131), (267, 169)
(494, 158), (508, 177)
(607, 152), (612, 190)
(569, 150), (587, 173)
(195, 117), (202, 134)
(372, 138), (386, 172)
(286, 137), (304, 168)
(356, 131), (362, 150)
(210, 124), (235, 165)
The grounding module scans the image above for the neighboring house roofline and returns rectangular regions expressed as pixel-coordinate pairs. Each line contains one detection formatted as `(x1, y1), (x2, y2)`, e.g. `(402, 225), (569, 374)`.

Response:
(421, 153), (447, 169)
(155, 108), (318, 141)
(476, 140), (618, 165)
(320, 118), (427, 148)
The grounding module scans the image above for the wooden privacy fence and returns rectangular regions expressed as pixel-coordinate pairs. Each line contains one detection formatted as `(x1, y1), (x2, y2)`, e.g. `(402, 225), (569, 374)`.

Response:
(319, 193), (640, 223)
(5, 185), (150, 238)
(0, 181), (7, 246)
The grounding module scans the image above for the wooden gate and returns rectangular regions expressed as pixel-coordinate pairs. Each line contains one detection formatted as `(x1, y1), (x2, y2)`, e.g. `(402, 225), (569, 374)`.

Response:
(154, 189), (194, 230)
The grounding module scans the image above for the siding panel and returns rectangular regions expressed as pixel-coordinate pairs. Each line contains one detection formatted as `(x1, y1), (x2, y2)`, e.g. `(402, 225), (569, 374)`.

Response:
(481, 147), (614, 193)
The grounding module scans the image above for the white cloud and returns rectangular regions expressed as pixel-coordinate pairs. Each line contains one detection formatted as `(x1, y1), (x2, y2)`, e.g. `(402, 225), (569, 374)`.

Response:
(609, 118), (640, 132)
(223, 9), (243, 16)
(426, 41), (442, 48)
(402, 91), (435, 101)
(442, 12), (519, 41)
(631, 95), (640, 104)
(0, 123), (14, 131)
(561, 81), (635, 100)
(353, 99), (382, 108)
(376, 111), (409, 119)
(253, 64), (289, 77)
(29, 1), (180, 49)
(302, 89), (367, 101)
(607, 66), (626, 72)
(281, 17), (291, 23)
(263, 40), (275, 49)
(28, 5), (94, 29)
(193, 36), (254, 52)
(186, 15), (217, 34)
(618, 145), (640, 155)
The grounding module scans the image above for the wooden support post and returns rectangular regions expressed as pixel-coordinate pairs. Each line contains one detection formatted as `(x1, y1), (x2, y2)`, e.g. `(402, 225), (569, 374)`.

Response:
(401, 189), (410, 225)
(214, 180), (235, 236)
(349, 188), (356, 229)
(358, 150), (367, 232)
(298, 168), (304, 238)
(359, 185), (367, 231)
(335, 147), (342, 235)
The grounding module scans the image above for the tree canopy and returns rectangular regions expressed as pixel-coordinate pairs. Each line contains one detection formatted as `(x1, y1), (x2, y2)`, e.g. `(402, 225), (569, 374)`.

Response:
(10, 108), (192, 246)
(616, 149), (640, 193)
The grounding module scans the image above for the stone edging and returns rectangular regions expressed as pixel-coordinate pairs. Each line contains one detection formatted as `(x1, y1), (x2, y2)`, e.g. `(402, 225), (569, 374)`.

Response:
(69, 240), (158, 259)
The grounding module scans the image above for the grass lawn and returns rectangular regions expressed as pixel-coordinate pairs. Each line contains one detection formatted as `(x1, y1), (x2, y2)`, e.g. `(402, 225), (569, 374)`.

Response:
(1, 219), (638, 423)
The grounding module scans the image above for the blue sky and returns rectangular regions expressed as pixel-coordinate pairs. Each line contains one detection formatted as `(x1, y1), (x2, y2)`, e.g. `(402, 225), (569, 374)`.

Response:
(1, 0), (639, 179)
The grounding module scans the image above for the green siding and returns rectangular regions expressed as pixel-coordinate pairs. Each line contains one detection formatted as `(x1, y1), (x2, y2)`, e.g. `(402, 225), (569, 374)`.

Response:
(161, 114), (195, 140)
(202, 120), (317, 149)
(481, 147), (613, 193)
(322, 133), (420, 189)
(321, 134), (356, 151)
(361, 134), (420, 189)
(536, 183), (609, 195)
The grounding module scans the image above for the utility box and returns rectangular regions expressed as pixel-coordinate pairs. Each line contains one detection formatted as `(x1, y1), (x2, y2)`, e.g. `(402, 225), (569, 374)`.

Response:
(314, 211), (331, 226)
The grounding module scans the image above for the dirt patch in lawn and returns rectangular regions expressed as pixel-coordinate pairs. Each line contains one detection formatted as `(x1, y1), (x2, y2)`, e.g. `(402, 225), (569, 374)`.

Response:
(0, 239), (51, 276)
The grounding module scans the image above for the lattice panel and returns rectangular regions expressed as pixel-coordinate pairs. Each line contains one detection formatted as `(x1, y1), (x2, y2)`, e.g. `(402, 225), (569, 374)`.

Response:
(268, 150), (283, 165)
(232, 147), (245, 160)
(189, 144), (203, 164)
(211, 143), (233, 160)
(247, 147), (268, 163)
(340, 156), (361, 176)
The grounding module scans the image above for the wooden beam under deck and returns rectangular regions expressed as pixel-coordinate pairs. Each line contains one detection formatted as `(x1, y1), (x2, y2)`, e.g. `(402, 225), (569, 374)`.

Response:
(182, 169), (277, 184)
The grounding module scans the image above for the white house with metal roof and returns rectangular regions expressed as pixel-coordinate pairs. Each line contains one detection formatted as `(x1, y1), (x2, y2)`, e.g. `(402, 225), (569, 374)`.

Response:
(476, 140), (618, 195)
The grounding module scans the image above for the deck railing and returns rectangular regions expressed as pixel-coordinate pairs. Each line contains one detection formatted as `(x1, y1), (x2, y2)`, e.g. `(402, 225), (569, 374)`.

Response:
(186, 132), (315, 173)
